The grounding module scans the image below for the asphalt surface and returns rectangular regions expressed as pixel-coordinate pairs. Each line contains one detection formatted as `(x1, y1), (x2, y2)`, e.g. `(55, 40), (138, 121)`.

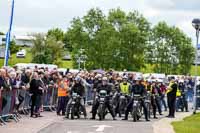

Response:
(38, 111), (164, 133)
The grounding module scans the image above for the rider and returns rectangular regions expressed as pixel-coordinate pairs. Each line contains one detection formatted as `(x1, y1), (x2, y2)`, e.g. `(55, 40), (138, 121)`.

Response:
(65, 76), (87, 119)
(90, 77), (116, 120)
(119, 76), (131, 95)
(122, 78), (150, 121)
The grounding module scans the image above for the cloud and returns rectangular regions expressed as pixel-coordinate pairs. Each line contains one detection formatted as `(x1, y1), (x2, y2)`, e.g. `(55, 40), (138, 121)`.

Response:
(145, 0), (174, 10)
(176, 20), (196, 45)
(0, 0), (198, 44)
(143, 8), (160, 18)
(146, 0), (200, 11)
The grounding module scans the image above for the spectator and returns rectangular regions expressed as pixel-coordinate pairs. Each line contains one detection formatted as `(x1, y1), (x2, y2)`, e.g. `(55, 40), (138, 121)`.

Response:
(57, 75), (69, 116)
(29, 72), (43, 118)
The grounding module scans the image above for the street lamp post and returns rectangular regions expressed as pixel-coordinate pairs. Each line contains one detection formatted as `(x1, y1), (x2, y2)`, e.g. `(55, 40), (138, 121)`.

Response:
(192, 18), (200, 114)
(75, 49), (87, 70)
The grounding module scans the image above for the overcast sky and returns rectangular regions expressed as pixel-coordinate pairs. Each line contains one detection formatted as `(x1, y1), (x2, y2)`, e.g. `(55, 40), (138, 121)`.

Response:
(1, 0), (200, 44)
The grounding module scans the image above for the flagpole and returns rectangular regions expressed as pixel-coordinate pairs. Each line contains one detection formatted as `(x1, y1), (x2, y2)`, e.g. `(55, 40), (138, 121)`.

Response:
(4, 0), (15, 66)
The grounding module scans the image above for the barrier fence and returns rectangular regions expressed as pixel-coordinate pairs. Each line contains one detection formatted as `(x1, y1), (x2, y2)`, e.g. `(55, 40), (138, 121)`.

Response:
(0, 85), (93, 126)
(0, 89), (18, 125)
(0, 87), (58, 126)
(1, 84), (199, 126)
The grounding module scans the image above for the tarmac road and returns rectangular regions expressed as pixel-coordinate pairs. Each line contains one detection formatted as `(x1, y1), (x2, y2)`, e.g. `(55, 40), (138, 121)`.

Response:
(38, 112), (164, 133)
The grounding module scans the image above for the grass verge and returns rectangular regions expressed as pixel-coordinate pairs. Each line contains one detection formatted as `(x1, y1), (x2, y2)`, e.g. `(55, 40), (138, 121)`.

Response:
(172, 113), (200, 133)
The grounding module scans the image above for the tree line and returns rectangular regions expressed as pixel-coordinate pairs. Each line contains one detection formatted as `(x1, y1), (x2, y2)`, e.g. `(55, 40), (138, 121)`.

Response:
(32, 8), (195, 75)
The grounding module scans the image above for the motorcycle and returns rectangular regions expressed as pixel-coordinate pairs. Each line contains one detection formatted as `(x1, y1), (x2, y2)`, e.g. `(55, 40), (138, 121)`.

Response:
(118, 93), (129, 117)
(97, 90), (108, 121)
(70, 92), (81, 119)
(132, 94), (142, 122)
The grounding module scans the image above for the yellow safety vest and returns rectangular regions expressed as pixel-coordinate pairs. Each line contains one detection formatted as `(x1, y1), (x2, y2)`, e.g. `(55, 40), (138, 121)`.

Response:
(166, 82), (174, 94)
(176, 88), (181, 97)
(167, 82), (180, 96)
(120, 83), (130, 94)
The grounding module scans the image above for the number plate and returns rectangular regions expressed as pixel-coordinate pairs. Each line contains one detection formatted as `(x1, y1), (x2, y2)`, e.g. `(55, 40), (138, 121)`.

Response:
(120, 96), (125, 99)
(100, 98), (105, 101)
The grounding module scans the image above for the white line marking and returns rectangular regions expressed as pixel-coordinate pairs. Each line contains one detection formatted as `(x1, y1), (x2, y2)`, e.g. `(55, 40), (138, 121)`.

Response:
(92, 125), (112, 132)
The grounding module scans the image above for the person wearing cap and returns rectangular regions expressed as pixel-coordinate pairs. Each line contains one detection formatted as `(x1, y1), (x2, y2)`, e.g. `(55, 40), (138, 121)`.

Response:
(90, 76), (116, 120)
(122, 78), (150, 121)
(166, 77), (178, 118)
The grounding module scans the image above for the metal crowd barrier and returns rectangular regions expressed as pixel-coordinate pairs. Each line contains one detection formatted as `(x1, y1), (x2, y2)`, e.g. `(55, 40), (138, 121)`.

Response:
(0, 89), (19, 125)
(85, 85), (93, 105)
(18, 89), (31, 115)
(0, 86), (59, 126)
(0, 83), (96, 126)
(43, 87), (58, 111)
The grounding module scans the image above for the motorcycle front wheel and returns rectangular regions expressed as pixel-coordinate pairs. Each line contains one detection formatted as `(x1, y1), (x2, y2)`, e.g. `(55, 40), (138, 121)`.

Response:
(98, 104), (104, 121)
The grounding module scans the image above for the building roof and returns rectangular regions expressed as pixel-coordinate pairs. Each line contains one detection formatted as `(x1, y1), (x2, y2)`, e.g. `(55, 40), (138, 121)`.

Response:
(14, 35), (35, 40)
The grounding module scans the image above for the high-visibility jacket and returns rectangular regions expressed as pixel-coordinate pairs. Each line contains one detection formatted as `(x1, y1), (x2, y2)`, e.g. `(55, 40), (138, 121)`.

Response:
(176, 88), (181, 97)
(166, 82), (174, 94)
(167, 82), (179, 96)
(58, 81), (68, 97)
(120, 83), (130, 94)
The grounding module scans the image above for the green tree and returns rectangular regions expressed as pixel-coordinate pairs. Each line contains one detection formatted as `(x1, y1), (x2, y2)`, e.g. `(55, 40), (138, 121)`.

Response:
(0, 32), (4, 35)
(147, 22), (195, 74)
(31, 34), (52, 64)
(66, 8), (194, 72)
(67, 8), (150, 70)
(10, 40), (20, 53)
(46, 36), (64, 65)
(31, 34), (64, 66)
(2, 40), (20, 54)
(47, 28), (64, 41)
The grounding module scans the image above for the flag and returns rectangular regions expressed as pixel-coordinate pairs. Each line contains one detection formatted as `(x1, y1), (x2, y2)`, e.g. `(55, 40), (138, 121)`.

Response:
(4, 0), (15, 66)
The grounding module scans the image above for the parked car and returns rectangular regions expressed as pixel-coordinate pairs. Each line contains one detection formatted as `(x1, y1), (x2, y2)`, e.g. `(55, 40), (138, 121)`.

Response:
(16, 49), (26, 58)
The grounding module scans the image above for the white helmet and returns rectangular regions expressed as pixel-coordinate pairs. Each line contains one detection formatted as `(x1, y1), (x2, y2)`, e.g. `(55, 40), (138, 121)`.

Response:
(123, 76), (128, 79)
(102, 77), (108, 81)
(95, 74), (102, 78)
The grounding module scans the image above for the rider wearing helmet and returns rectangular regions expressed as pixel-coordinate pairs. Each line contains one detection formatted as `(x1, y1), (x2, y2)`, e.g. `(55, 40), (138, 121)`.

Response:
(119, 76), (131, 95)
(65, 76), (87, 119)
(122, 77), (150, 121)
(90, 77), (116, 120)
